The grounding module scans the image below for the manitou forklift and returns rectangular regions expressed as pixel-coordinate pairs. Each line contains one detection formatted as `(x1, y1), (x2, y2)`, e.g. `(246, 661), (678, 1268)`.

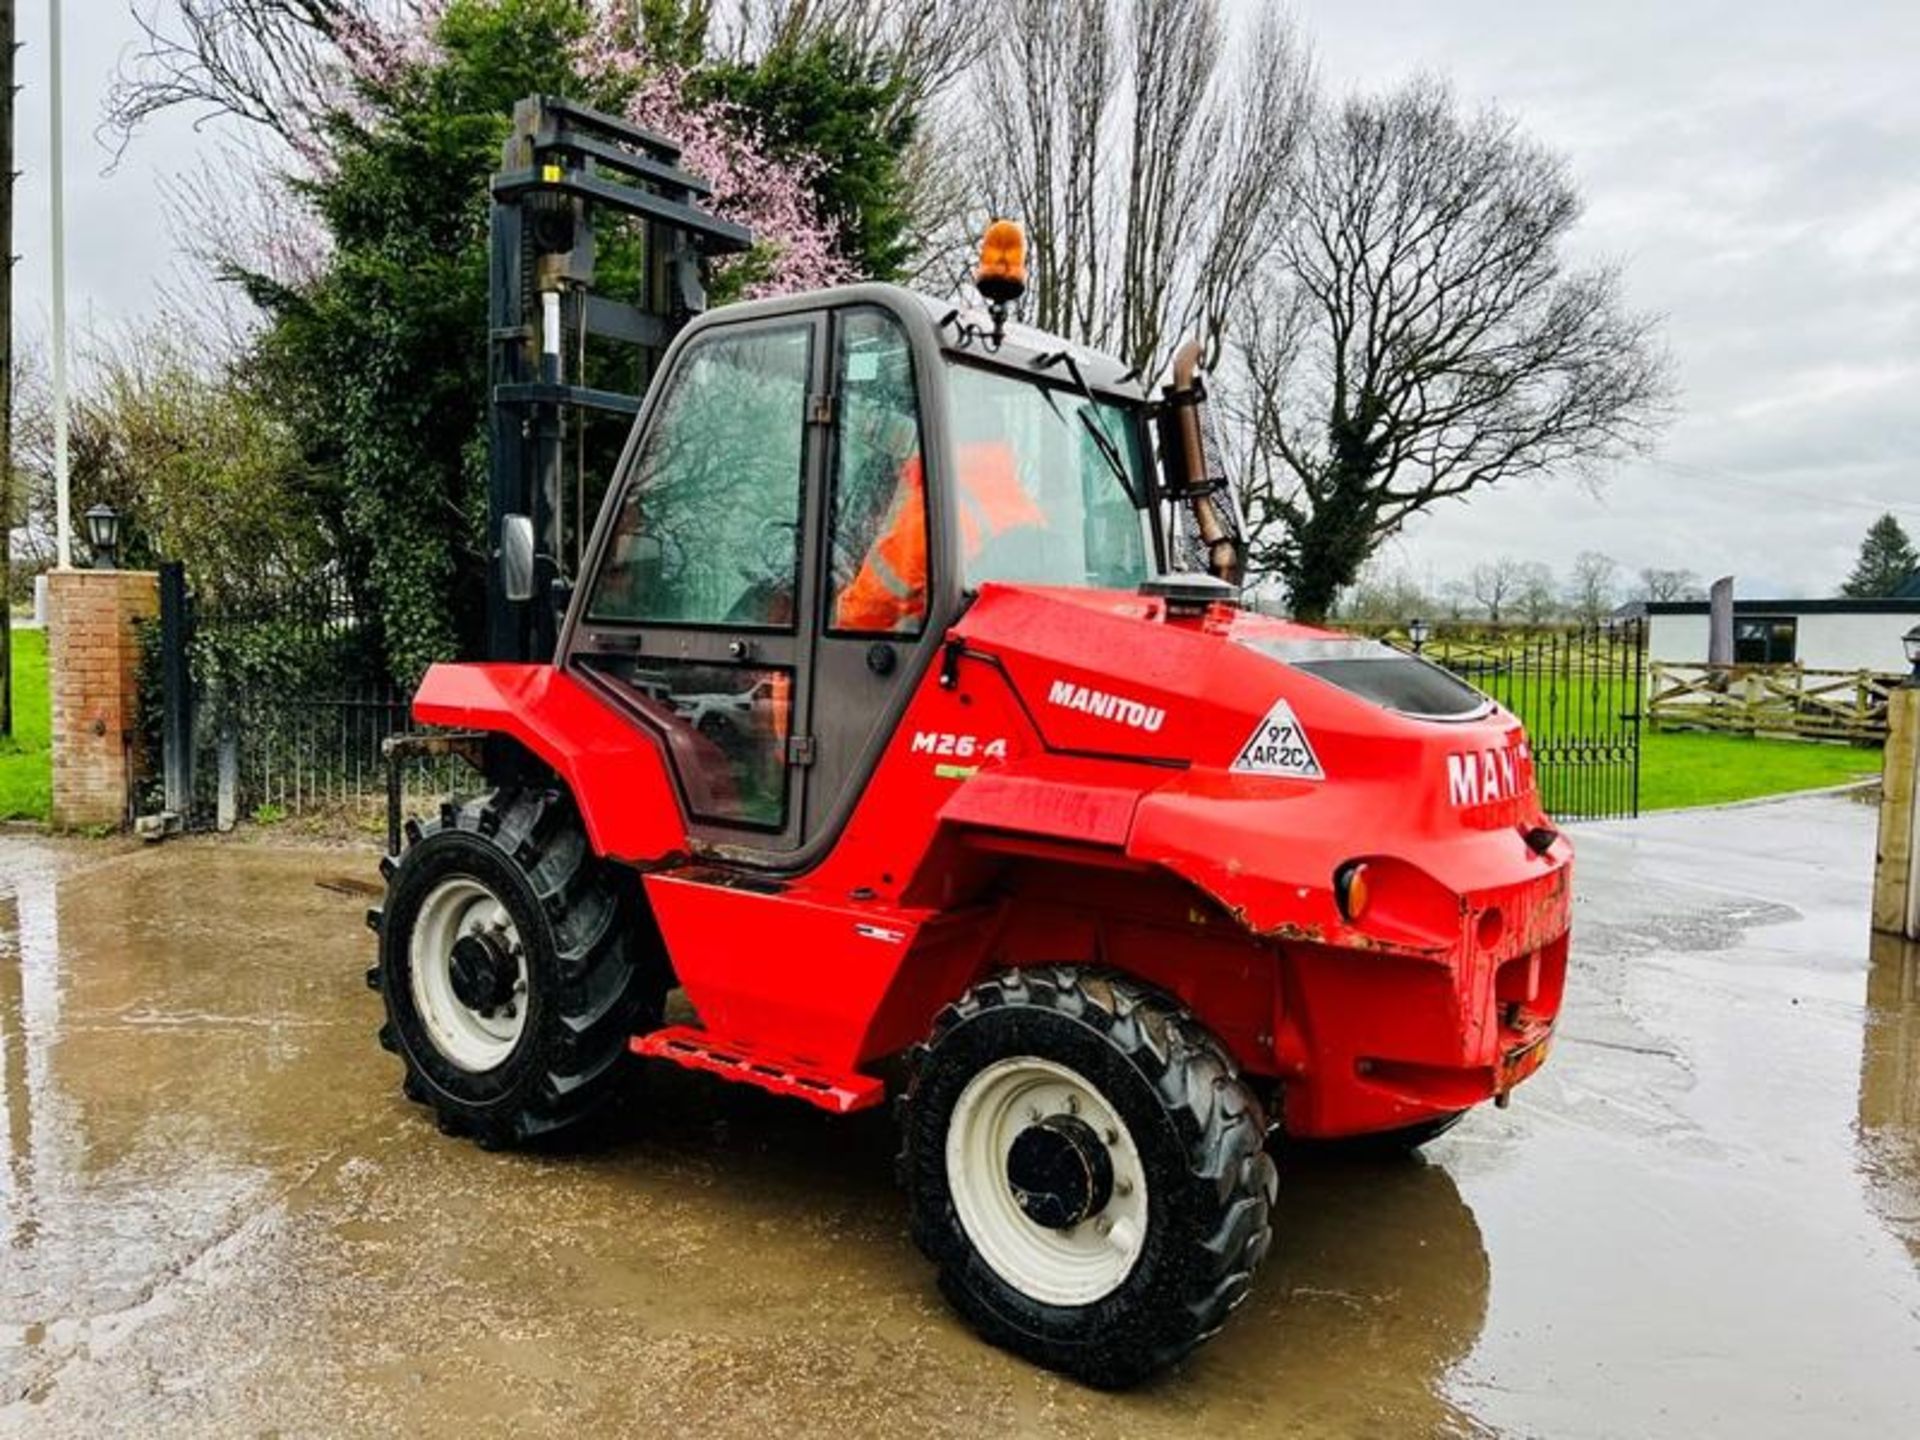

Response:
(368, 101), (1569, 1387)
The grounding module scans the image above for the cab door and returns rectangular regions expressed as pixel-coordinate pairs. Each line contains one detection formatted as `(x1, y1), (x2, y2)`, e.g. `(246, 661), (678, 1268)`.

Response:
(567, 314), (825, 853)
(802, 305), (943, 844)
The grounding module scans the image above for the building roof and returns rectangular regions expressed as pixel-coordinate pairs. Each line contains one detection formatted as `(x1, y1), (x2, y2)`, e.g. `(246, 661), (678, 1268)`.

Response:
(1894, 569), (1920, 599)
(1642, 597), (1920, 615)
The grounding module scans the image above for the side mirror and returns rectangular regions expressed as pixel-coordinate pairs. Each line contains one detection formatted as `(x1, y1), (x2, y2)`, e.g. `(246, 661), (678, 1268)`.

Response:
(500, 514), (536, 603)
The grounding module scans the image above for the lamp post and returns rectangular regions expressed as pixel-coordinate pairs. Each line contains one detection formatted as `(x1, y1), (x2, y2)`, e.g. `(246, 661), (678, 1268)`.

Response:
(1903, 623), (1920, 687)
(1408, 616), (1431, 656)
(84, 504), (120, 570)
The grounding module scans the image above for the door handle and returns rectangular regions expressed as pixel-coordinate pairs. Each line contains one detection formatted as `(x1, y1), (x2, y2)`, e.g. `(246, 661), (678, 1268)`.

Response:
(866, 642), (897, 676)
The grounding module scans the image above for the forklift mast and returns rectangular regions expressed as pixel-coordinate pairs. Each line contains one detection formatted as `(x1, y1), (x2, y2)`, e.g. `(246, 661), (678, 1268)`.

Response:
(485, 94), (754, 662)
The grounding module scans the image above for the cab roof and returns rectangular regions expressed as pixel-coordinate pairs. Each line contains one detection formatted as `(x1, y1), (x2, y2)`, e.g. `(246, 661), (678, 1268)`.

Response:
(690, 281), (1153, 405)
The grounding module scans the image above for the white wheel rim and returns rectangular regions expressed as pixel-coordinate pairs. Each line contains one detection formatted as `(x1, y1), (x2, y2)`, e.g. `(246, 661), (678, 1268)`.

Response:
(408, 876), (528, 1073)
(945, 1056), (1150, 1306)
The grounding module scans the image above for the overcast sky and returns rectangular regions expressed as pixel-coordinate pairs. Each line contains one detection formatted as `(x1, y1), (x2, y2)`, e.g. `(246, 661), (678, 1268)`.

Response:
(12, 2), (1920, 603)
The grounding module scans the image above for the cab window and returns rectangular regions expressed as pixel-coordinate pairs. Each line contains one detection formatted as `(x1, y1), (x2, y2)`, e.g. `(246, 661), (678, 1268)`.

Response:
(828, 310), (927, 634)
(946, 362), (1150, 591)
(588, 324), (811, 627)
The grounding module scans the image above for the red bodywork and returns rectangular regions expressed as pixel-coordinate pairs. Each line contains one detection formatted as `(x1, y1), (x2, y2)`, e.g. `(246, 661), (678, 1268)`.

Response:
(414, 584), (1570, 1138)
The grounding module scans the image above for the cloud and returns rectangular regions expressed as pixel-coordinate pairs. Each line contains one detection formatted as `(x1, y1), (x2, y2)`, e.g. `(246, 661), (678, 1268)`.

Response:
(1296, 0), (1920, 598)
(14, 0), (1919, 602)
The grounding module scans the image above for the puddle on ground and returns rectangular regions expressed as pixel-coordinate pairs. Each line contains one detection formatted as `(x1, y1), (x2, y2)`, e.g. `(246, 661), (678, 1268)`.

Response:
(2, 808), (1918, 1436)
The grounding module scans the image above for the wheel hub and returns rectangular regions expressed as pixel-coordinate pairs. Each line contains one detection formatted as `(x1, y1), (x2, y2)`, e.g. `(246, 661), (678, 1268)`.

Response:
(449, 929), (517, 1014)
(945, 1056), (1150, 1306)
(409, 877), (528, 1073)
(1007, 1114), (1114, 1229)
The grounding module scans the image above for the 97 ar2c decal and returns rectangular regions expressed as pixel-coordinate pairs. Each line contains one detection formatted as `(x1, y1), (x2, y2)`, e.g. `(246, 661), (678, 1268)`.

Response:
(1231, 698), (1324, 780)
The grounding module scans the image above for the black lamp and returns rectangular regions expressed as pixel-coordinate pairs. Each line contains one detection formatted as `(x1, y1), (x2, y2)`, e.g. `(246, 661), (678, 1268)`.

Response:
(85, 504), (121, 570)
(1903, 622), (1920, 685)
(1408, 616), (1431, 655)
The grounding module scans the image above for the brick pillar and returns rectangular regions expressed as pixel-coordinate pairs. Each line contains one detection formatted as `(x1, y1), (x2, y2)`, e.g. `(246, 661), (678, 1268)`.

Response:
(47, 569), (161, 830)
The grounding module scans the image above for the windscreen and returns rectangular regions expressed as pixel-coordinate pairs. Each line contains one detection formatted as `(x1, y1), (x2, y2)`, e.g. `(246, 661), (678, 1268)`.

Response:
(1237, 635), (1493, 719)
(946, 362), (1151, 591)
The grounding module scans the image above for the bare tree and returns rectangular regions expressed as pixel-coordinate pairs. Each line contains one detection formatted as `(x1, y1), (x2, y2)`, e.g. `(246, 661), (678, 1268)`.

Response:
(727, 0), (982, 109)
(1634, 566), (1700, 603)
(966, 0), (1312, 378)
(1337, 556), (1428, 622)
(1233, 76), (1671, 620)
(1514, 560), (1558, 624)
(107, 2), (413, 158)
(1469, 555), (1527, 622)
(1564, 549), (1619, 625)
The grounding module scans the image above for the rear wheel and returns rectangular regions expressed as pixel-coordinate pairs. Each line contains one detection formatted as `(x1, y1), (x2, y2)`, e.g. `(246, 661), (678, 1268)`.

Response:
(902, 968), (1277, 1387)
(366, 788), (668, 1147)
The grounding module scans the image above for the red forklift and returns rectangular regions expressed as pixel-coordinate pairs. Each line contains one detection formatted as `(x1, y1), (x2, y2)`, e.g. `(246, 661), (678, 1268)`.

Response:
(369, 102), (1569, 1387)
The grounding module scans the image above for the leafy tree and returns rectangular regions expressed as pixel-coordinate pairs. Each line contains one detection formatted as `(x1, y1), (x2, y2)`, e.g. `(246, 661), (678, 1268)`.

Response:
(1841, 513), (1918, 598)
(1235, 77), (1671, 621)
(8, 327), (329, 600)
(634, 0), (711, 65)
(116, 0), (874, 683)
(239, 0), (593, 680)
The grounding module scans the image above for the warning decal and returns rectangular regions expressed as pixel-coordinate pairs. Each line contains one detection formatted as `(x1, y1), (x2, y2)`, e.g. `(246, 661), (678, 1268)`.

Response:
(1231, 699), (1324, 779)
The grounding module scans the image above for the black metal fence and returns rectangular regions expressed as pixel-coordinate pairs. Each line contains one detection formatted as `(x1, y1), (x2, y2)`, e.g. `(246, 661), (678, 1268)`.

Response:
(1356, 619), (1646, 821)
(153, 562), (464, 830)
(148, 571), (1646, 829)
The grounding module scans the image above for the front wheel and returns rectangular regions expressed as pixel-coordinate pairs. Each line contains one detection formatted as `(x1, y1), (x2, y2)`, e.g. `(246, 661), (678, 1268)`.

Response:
(366, 788), (668, 1147)
(902, 968), (1277, 1387)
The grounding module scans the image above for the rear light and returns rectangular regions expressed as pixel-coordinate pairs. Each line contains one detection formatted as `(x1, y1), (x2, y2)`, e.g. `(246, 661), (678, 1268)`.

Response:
(1333, 861), (1370, 923)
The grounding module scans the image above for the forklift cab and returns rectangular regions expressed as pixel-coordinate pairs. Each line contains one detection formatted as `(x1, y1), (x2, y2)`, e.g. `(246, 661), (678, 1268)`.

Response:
(551, 283), (1164, 863)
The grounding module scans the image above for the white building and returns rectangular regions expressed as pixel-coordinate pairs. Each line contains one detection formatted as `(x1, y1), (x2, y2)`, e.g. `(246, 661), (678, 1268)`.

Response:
(1643, 598), (1920, 673)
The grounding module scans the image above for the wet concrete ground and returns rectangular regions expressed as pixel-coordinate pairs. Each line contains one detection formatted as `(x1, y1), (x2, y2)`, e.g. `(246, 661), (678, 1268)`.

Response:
(2, 793), (1917, 1437)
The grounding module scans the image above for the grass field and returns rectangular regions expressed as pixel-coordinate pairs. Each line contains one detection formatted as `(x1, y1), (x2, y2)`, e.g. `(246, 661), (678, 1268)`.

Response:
(1467, 662), (1880, 813)
(1640, 730), (1879, 811)
(0, 628), (51, 821)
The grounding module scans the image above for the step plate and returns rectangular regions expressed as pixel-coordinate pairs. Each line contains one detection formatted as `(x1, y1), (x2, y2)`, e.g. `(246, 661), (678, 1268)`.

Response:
(631, 1026), (885, 1115)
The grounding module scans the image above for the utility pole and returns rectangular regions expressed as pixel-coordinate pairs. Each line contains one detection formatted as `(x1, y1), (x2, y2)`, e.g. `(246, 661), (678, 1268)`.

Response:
(1, 0), (15, 738)
(48, 0), (67, 571)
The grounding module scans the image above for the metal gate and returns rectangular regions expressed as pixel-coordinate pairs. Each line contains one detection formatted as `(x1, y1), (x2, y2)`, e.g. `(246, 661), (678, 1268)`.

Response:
(1377, 619), (1646, 820)
(154, 562), (453, 829)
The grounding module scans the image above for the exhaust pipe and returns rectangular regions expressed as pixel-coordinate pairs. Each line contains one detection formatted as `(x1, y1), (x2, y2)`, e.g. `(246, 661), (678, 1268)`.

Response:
(1168, 340), (1245, 587)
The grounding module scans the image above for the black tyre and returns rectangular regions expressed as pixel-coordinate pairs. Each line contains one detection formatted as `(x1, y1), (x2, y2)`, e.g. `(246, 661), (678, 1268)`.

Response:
(365, 788), (668, 1147)
(901, 967), (1277, 1387)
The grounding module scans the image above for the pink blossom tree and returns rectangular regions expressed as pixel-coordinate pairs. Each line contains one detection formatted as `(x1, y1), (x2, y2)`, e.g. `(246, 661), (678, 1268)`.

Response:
(576, 12), (856, 297)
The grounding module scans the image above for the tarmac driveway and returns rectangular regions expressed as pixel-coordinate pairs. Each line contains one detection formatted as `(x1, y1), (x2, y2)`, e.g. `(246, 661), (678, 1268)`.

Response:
(2, 791), (1917, 1436)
